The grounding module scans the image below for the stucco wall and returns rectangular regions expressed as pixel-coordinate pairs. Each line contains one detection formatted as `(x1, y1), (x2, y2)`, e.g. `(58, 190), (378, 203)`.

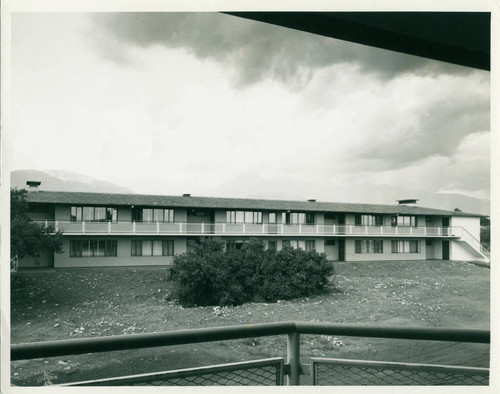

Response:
(450, 216), (482, 261)
(18, 248), (54, 268)
(54, 237), (186, 268)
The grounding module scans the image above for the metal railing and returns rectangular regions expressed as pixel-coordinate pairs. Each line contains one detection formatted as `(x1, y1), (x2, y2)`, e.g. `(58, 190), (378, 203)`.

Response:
(36, 220), (462, 239)
(11, 321), (490, 386)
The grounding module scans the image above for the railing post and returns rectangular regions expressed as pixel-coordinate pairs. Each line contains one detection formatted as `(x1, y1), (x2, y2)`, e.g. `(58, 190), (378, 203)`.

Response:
(365, 225), (368, 235)
(333, 224), (336, 235)
(133, 221), (136, 234)
(299, 224), (302, 234)
(202, 222), (205, 235)
(263, 222), (265, 235)
(157, 221), (160, 234)
(223, 223), (226, 234)
(81, 221), (84, 234)
(287, 331), (300, 386)
(108, 221), (111, 234)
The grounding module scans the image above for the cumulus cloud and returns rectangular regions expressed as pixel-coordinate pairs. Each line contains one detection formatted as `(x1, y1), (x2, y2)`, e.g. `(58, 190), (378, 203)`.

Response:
(90, 12), (475, 88)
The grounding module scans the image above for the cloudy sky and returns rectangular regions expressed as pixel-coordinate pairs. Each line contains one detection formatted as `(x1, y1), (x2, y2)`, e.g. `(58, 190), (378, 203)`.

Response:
(9, 12), (490, 201)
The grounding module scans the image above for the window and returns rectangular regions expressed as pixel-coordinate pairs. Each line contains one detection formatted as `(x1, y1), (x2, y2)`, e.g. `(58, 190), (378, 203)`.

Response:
(283, 212), (312, 225)
(391, 215), (417, 227)
(269, 212), (277, 224)
(391, 240), (421, 253)
(268, 240), (277, 251)
(188, 209), (207, 217)
(141, 208), (175, 223)
(324, 213), (336, 221)
(355, 214), (383, 226)
(227, 211), (263, 224)
(70, 240), (117, 257)
(305, 240), (316, 252)
(325, 239), (336, 246)
(355, 240), (383, 254)
(282, 240), (306, 249)
(226, 240), (244, 250)
(163, 240), (175, 256)
(131, 240), (175, 256)
(71, 206), (117, 222)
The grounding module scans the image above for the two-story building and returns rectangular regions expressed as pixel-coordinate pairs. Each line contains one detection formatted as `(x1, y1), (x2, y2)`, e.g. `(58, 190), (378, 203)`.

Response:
(18, 184), (490, 268)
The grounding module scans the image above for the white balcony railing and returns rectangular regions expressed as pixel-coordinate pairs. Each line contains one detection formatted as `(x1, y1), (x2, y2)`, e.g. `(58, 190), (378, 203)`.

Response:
(35, 220), (462, 238)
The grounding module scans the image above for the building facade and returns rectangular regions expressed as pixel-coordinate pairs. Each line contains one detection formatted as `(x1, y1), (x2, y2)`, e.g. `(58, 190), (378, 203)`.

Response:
(19, 187), (490, 268)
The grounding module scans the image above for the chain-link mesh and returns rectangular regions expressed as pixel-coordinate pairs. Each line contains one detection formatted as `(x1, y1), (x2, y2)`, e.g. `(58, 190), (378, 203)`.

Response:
(66, 358), (285, 386)
(311, 358), (489, 386)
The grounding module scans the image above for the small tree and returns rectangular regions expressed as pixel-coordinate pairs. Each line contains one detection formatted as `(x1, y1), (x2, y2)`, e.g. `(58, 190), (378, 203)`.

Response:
(10, 188), (64, 269)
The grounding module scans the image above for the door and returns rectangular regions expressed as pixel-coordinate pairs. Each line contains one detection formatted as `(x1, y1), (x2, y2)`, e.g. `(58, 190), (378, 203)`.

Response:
(338, 214), (346, 235)
(442, 240), (450, 260)
(338, 239), (345, 261)
(442, 217), (450, 236)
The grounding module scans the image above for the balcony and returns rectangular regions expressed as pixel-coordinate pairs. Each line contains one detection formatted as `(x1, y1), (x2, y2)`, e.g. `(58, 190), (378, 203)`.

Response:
(37, 220), (461, 238)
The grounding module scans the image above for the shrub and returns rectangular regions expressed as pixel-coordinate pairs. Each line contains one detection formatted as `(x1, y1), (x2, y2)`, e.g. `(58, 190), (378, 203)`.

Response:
(171, 238), (334, 307)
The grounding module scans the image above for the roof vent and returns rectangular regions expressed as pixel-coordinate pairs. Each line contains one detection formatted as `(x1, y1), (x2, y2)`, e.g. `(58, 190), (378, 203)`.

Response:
(398, 199), (418, 206)
(26, 181), (41, 191)
(182, 193), (191, 197)
(307, 199), (316, 202)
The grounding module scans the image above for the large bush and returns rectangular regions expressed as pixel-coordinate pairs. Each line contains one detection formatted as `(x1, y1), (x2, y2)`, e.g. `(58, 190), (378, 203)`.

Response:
(170, 238), (334, 307)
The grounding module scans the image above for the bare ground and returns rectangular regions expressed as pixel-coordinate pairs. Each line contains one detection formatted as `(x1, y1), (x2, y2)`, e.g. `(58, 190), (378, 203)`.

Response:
(10, 260), (490, 386)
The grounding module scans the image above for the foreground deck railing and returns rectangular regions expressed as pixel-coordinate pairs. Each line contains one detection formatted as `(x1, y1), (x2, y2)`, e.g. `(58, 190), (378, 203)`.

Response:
(11, 322), (490, 386)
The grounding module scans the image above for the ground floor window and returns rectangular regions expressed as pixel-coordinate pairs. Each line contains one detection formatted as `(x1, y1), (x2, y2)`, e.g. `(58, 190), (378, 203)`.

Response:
(305, 240), (316, 252)
(131, 240), (174, 256)
(226, 240), (244, 250)
(355, 240), (383, 254)
(282, 240), (306, 250)
(70, 240), (117, 258)
(267, 240), (277, 251)
(391, 240), (421, 253)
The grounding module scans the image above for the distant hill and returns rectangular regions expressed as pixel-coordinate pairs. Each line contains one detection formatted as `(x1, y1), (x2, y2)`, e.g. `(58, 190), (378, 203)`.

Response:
(10, 170), (489, 216)
(10, 170), (133, 194)
(209, 174), (490, 216)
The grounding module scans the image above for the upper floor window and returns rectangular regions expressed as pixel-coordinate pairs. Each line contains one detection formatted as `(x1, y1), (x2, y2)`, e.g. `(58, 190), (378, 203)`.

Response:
(132, 208), (174, 222)
(355, 214), (383, 226)
(227, 211), (263, 224)
(283, 212), (315, 225)
(71, 206), (117, 222)
(391, 215), (417, 227)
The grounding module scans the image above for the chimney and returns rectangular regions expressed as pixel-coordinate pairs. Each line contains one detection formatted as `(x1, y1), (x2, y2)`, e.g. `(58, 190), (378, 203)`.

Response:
(182, 193), (191, 197)
(397, 199), (418, 206)
(26, 181), (41, 192)
(307, 199), (316, 202)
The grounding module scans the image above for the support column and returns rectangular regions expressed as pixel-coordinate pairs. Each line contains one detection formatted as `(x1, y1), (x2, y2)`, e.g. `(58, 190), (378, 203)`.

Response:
(287, 332), (300, 385)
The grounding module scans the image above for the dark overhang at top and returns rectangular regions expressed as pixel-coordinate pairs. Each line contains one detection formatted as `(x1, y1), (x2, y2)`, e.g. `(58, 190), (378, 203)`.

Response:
(225, 12), (490, 71)
(25, 190), (483, 218)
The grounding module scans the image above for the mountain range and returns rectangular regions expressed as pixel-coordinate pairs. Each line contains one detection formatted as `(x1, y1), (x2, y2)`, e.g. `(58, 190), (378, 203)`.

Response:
(10, 170), (489, 216)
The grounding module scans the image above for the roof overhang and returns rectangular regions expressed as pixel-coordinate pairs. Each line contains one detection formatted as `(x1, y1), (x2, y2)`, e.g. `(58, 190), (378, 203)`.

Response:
(225, 12), (490, 71)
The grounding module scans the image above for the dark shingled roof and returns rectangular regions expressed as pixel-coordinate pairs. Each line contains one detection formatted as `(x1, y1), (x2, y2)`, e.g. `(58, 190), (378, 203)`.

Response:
(25, 191), (483, 217)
